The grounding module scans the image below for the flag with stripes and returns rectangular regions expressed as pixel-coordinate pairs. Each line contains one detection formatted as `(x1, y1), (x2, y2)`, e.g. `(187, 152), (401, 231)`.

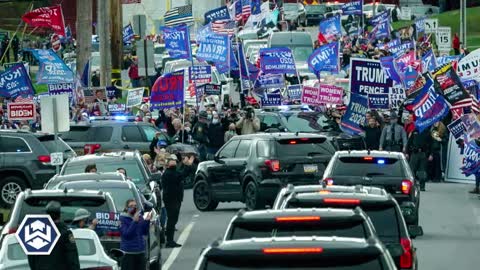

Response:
(164, 5), (194, 27)
(235, 0), (243, 21)
(242, 0), (251, 19)
(212, 19), (236, 35)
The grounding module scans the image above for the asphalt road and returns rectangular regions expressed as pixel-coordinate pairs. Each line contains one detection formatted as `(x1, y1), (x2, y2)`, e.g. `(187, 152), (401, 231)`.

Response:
(161, 182), (480, 270)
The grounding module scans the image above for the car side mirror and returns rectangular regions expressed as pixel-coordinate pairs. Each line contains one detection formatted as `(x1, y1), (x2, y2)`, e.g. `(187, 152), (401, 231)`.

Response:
(109, 248), (125, 259)
(408, 225), (424, 239)
(214, 155), (226, 164)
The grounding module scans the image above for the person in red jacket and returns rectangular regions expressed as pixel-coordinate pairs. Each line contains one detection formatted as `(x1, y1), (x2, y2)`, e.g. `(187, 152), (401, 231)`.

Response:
(128, 57), (141, 87)
(453, 33), (460, 55)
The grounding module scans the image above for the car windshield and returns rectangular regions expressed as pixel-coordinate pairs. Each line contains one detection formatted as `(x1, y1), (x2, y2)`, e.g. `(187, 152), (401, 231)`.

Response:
(62, 161), (146, 187)
(203, 258), (382, 269)
(331, 157), (405, 177)
(279, 112), (331, 132)
(292, 46), (313, 62)
(60, 184), (138, 211)
(306, 5), (326, 12)
(283, 4), (298, 12)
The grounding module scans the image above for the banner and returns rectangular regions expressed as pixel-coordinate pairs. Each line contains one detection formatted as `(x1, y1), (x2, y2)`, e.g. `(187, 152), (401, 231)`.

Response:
(380, 56), (402, 85)
(432, 63), (470, 105)
(196, 83), (221, 96)
(415, 17), (426, 38)
(369, 11), (389, 26)
(368, 93), (389, 109)
(108, 103), (126, 113)
(0, 64), (35, 99)
(259, 47), (296, 74)
(189, 66), (212, 84)
(389, 86), (406, 109)
(395, 50), (416, 74)
(95, 212), (120, 231)
(457, 48), (480, 80)
(437, 55), (461, 67)
(402, 66), (419, 90)
(349, 58), (393, 95)
(261, 93), (282, 106)
(369, 19), (390, 41)
(389, 40), (414, 58)
(47, 83), (74, 102)
(447, 118), (466, 140)
(126, 88), (145, 107)
(287, 85), (302, 100)
(421, 49), (437, 72)
(341, 0), (363, 15)
(319, 15), (342, 42)
(196, 34), (229, 63)
(162, 24), (191, 60)
(412, 78), (449, 132)
(341, 93), (368, 135)
(204, 6), (231, 24)
(254, 73), (285, 89)
(7, 102), (36, 121)
(302, 85), (343, 106)
(151, 71), (184, 109)
(3, 61), (30, 76)
(22, 6), (66, 36)
(123, 23), (134, 44)
(308, 42), (339, 75)
(461, 140), (480, 176)
(31, 49), (74, 84)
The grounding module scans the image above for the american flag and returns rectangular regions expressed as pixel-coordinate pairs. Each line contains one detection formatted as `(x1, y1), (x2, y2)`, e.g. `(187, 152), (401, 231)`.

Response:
(450, 97), (480, 116)
(242, 0), (251, 19)
(212, 20), (236, 35)
(15, 96), (34, 103)
(234, 0), (243, 21)
(164, 5), (194, 27)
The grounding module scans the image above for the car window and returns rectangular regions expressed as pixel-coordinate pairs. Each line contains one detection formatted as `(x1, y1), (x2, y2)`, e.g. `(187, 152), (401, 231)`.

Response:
(261, 115), (282, 130)
(218, 140), (240, 159)
(331, 157), (405, 177)
(74, 238), (96, 256)
(279, 112), (330, 132)
(275, 138), (335, 157)
(60, 126), (91, 142)
(141, 125), (161, 141)
(364, 207), (400, 239)
(38, 135), (74, 153)
(0, 136), (31, 152)
(256, 141), (271, 157)
(122, 126), (144, 142)
(60, 184), (138, 211)
(91, 126), (113, 142)
(235, 140), (251, 158)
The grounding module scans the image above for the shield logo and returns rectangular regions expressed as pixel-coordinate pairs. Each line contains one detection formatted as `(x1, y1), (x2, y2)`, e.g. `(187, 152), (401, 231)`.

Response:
(15, 214), (61, 255)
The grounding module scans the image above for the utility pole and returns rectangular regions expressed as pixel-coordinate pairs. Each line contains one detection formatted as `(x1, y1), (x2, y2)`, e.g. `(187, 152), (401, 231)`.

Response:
(76, 0), (92, 80)
(460, 0), (467, 48)
(110, 0), (123, 87)
(98, 0), (112, 86)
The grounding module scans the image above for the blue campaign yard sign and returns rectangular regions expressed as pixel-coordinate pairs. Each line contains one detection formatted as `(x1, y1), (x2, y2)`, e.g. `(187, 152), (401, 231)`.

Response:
(15, 214), (60, 255)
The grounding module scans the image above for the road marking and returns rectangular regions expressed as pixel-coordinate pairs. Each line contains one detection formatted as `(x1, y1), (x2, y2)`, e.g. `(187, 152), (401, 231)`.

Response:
(163, 221), (196, 270)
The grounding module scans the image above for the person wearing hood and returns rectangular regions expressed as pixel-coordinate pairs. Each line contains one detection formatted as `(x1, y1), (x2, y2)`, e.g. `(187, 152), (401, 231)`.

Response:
(207, 111), (224, 159)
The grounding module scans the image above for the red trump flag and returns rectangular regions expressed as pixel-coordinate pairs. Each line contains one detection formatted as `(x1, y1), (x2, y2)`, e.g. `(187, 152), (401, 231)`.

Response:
(22, 5), (66, 36)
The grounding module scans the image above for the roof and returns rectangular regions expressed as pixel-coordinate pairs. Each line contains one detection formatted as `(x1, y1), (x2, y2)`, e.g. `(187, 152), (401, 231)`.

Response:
(288, 192), (395, 206)
(61, 180), (135, 189)
(66, 152), (139, 163)
(285, 185), (387, 196)
(232, 132), (328, 140)
(22, 189), (107, 199)
(52, 172), (125, 182)
(335, 150), (405, 159)
(232, 208), (365, 223)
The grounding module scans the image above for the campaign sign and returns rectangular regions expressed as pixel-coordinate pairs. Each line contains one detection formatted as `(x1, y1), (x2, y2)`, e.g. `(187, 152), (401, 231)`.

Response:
(189, 66), (212, 84)
(341, 0), (362, 15)
(261, 93), (282, 107)
(31, 49), (74, 84)
(3, 61), (30, 76)
(341, 93), (368, 135)
(287, 85), (302, 100)
(106, 86), (117, 99)
(254, 73), (285, 89)
(48, 83), (74, 102)
(95, 212), (120, 231)
(462, 141), (480, 176)
(350, 58), (393, 95)
(8, 102), (36, 121)
(196, 34), (229, 63)
(126, 88), (145, 108)
(162, 24), (191, 60)
(412, 79), (450, 132)
(0, 63), (35, 99)
(259, 47), (296, 74)
(457, 48), (480, 80)
(389, 86), (406, 109)
(302, 85), (343, 106)
(389, 41), (414, 58)
(82, 87), (106, 104)
(108, 103), (126, 113)
(447, 118), (466, 140)
(196, 83), (221, 96)
(151, 71), (184, 109)
(308, 42), (339, 75)
(368, 93), (389, 109)
(432, 63), (470, 105)
(15, 214), (60, 255)
(204, 6), (231, 24)
(380, 56), (402, 85)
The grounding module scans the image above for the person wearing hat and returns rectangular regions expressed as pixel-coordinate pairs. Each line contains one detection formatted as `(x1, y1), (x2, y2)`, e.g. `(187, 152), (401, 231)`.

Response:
(379, 111), (407, 152)
(161, 154), (193, 248)
(70, 208), (98, 230)
(192, 111), (210, 161)
(28, 201), (80, 270)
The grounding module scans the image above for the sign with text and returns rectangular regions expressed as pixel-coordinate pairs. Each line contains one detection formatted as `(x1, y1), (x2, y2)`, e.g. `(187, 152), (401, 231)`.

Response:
(82, 87), (106, 104)
(301, 85), (343, 106)
(95, 212), (120, 231)
(436, 27), (451, 55)
(368, 93), (390, 109)
(108, 103), (126, 113)
(287, 85), (302, 100)
(261, 93), (282, 107)
(7, 102), (36, 121)
(48, 83), (74, 102)
(151, 71), (184, 109)
(259, 47), (296, 74)
(389, 86), (406, 109)
(189, 66), (212, 84)
(424, 18), (438, 34)
(447, 118), (466, 140)
(126, 88), (145, 107)
(341, 93), (368, 135)
(196, 83), (221, 96)
(350, 58), (393, 95)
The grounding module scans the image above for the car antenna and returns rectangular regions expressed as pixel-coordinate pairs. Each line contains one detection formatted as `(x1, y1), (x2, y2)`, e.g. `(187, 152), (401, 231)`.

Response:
(295, 131), (299, 136)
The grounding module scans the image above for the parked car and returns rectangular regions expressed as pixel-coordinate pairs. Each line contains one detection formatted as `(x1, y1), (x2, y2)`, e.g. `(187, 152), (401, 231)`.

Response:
(0, 229), (118, 270)
(305, 4), (335, 26)
(44, 172), (126, 190)
(283, 3), (307, 26)
(0, 130), (76, 207)
(193, 133), (335, 211)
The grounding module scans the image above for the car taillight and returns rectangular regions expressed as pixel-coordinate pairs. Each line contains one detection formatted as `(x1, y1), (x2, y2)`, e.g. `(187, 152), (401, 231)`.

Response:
(106, 231), (121, 237)
(8, 227), (17, 234)
(84, 144), (101, 155)
(400, 238), (413, 269)
(275, 216), (320, 222)
(401, 180), (413, 195)
(263, 247), (323, 254)
(323, 198), (360, 205)
(324, 178), (334, 186)
(37, 155), (51, 163)
(264, 159), (280, 172)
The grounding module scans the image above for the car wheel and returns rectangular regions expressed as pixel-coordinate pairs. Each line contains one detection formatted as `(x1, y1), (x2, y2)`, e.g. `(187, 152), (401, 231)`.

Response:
(193, 180), (219, 211)
(244, 181), (264, 211)
(0, 176), (26, 207)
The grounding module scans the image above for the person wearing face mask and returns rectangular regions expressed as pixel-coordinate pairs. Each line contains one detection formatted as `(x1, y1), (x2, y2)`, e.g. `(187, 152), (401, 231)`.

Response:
(119, 199), (151, 270)
(224, 123), (238, 142)
(206, 112), (225, 160)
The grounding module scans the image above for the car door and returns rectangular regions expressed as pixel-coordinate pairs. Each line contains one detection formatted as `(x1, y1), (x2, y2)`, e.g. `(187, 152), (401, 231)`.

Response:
(223, 140), (251, 197)
(121, 125), (146, 151)
(207, 140), (240, 194)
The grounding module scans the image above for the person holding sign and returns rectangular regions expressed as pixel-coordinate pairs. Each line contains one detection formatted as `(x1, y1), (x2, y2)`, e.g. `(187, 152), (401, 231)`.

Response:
(70, 208), (98, 230)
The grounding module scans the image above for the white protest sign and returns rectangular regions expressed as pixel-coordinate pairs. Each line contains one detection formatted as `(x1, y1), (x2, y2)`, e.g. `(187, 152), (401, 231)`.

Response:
(389, 86), (406, 109)
(457, 48), (480, 80)
(424, 18), (438, 34)
(436, 26), (451, 55)
(126, 88), (145, 108)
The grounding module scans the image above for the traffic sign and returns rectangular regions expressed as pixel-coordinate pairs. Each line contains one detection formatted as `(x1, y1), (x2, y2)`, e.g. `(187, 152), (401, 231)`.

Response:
(51, 34), (61, 52)
(50, 152), (63, 166)
(15, 214), (60, 255)
(424, 18), (438, 34)
(436, 26), (452, 55)
(7, 102), (36, 121)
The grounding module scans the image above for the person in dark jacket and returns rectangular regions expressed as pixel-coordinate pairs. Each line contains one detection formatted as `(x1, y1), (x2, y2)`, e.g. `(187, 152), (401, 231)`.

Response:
(119, 199), (151, 270)
(192, 111), (209, 161)
(207, 112), (225, 159)
(28, 201), (80, 270)
(407, 127), (433, 191)
(362, 117), (382, 150)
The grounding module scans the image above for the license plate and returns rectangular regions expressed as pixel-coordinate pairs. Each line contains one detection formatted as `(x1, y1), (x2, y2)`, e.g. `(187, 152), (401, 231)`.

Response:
(303, 164), (318, 173)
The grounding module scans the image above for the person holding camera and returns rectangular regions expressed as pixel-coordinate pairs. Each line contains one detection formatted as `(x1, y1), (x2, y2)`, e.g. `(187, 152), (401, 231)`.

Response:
(236, 108), (260, 135)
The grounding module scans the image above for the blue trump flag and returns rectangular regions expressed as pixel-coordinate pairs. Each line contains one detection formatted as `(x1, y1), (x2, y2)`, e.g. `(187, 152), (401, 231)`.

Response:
(389, 40), (414, 58)
(259, 47), (296, 74)
(462, 139), (480, 176)
(412, 77), (449, 132)
(151, 70), (184, 109)
(369, 11), (389, 26)
(319, 15), (342, 42)
(415, 17), (426, 37)
(437, 55), (461, 66)
(239, 43), (259, 90)
(308, 42), (339, 75)
(421, 49), (437, 72)
(215, 44), (239, 74)
(31, 49), (74, 84)
(341, 93), (368, 135)
(123, 23), (134, 44)
(196, 34), (229, 63)
(0, 63), (35, 99)
(204, 6), (231, 24)
(369, 18), (390, 41)
(162, 24), (191, 60)
(380, 56), (402, 85)
(342, 0), (363, 15)
(196, 23), (214, 43)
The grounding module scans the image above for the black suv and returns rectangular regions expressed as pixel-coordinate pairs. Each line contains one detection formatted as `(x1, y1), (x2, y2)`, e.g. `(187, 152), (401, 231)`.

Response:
(223, 207), (377, 241)
(195, 237), (398, 270)
(280, 191), (423, 270)
(0, 130), (76, 207)
(193, 133), (335, 211)
(322, 151), (421, 225)
(256, 109), (366, 150)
